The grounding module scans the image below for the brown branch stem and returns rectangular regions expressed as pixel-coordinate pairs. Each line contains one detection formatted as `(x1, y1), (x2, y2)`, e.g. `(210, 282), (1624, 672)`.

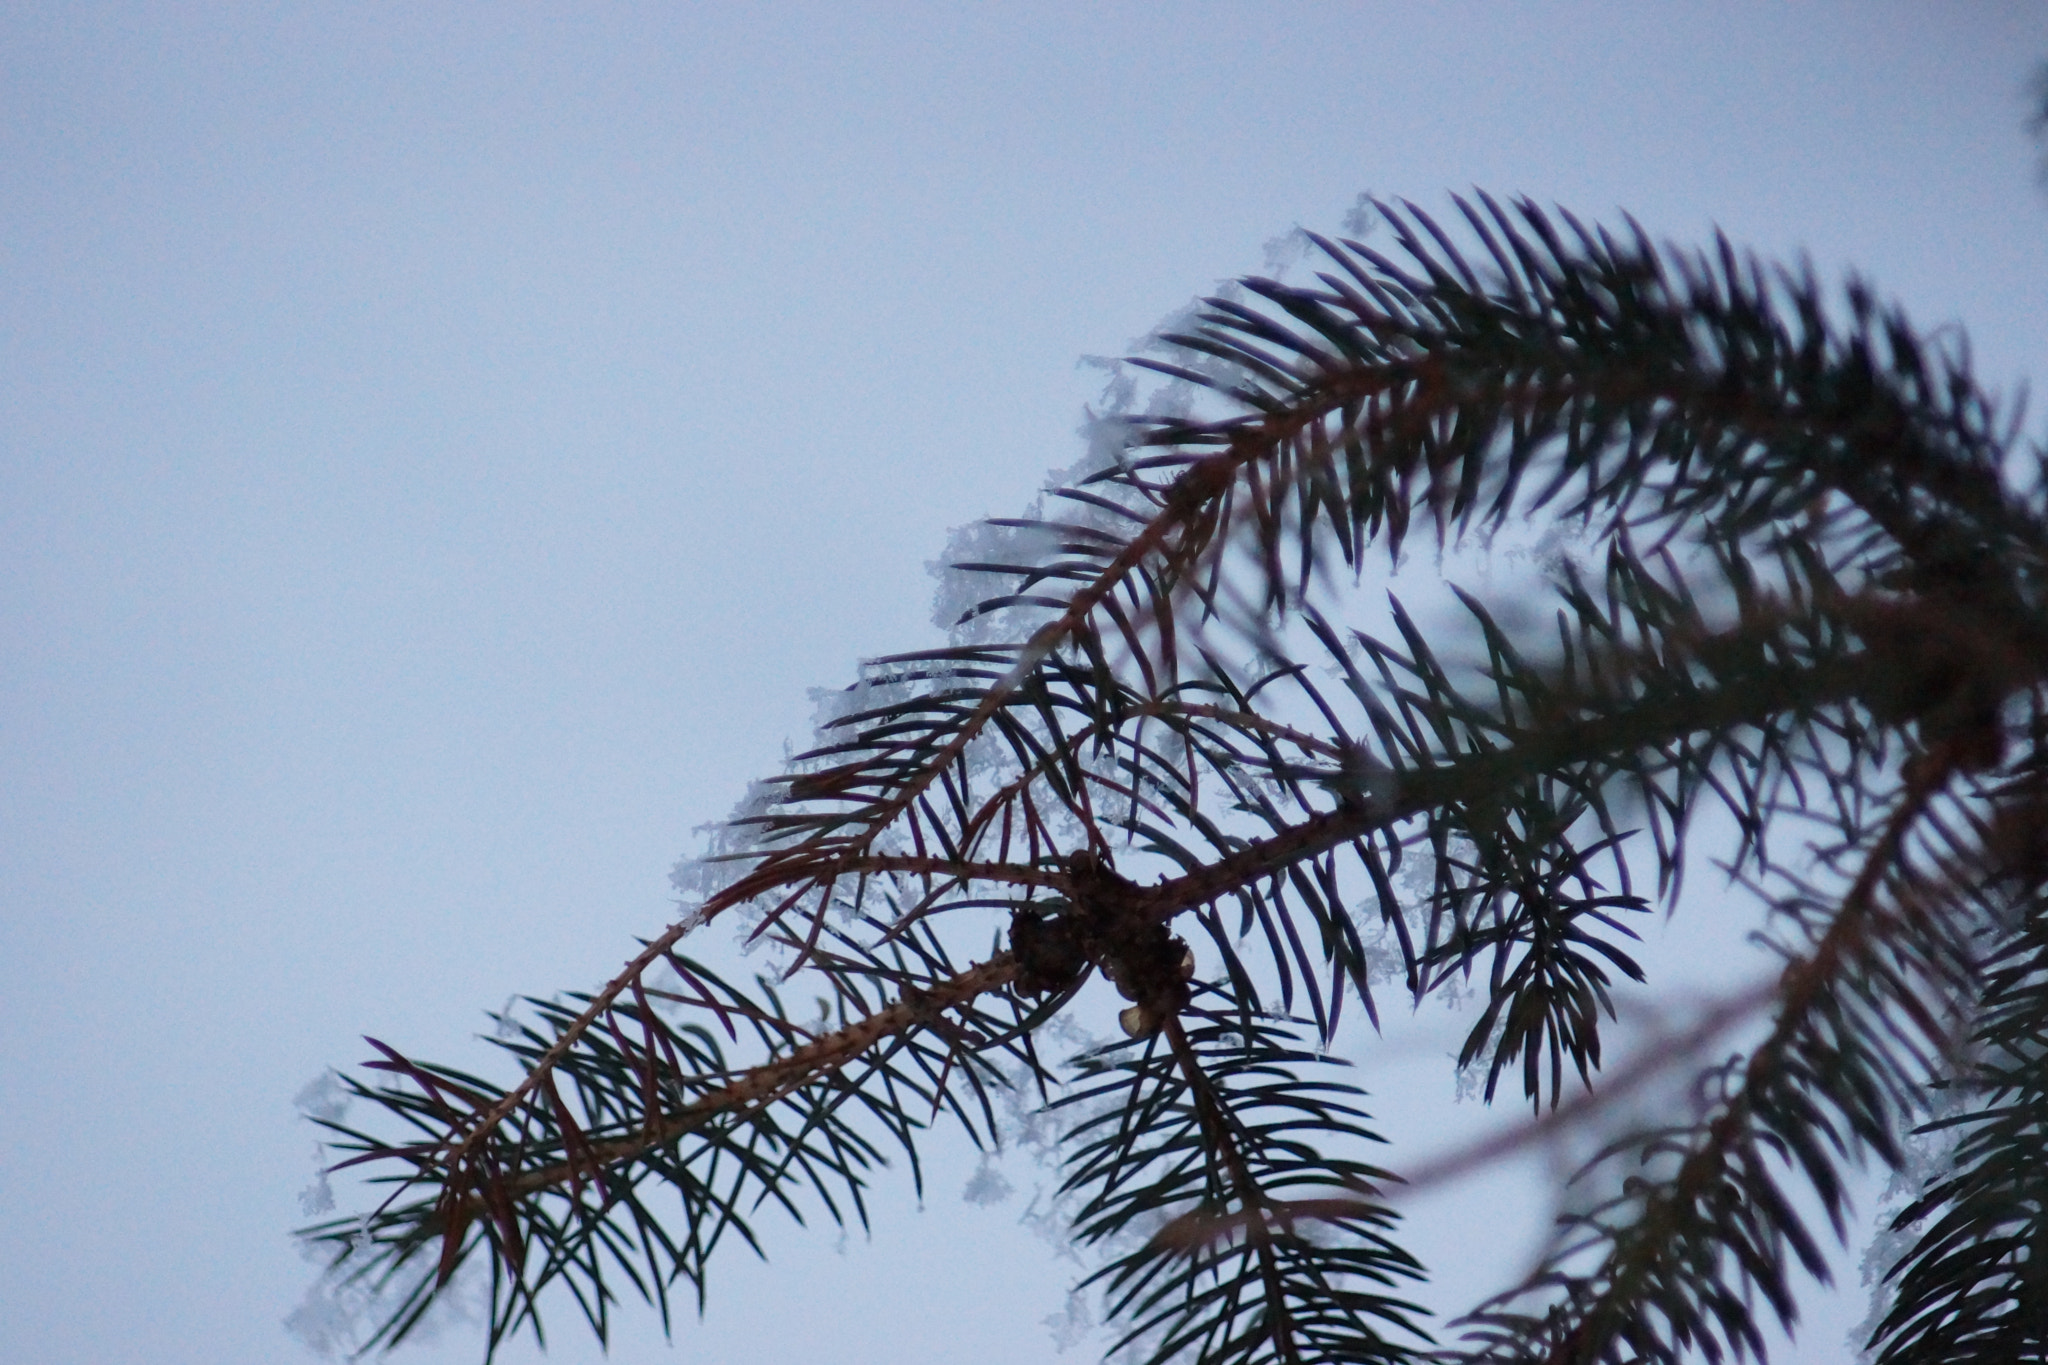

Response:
(1536, 750), (1962, 1365)
(1164, 1013), (1302, 1365)
(476, 954), (1020, 1205)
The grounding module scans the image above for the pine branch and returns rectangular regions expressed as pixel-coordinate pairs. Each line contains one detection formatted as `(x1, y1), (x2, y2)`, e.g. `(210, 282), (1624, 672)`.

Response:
(1446, 754), (1983, 1365)
(307, 194), (2048, 1363)
(302, 921), (1037, 1353)
(1058, 1005), (1427, 1364)
(307, 621), (1958, 1351)
(1870, 765), (2048, 1363)
(422, 186), (2042, 1236)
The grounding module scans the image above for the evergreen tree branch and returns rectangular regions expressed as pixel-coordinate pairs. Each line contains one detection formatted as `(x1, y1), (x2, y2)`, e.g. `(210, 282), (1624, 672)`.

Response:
(306, 194), (2048, 1363)
(1869, 761), (2048, 1363)
(1447, 752), (1982, 1364)
(1059, 1005), (1427, 1364)
(308, 611), (1963, 1352)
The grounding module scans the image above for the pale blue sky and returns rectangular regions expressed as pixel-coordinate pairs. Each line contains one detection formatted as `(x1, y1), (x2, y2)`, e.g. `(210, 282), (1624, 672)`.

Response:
(5, 6), (2048, 1363)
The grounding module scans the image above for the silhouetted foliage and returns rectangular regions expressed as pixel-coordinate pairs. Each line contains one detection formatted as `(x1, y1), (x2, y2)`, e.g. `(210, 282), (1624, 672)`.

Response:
(303, 194), (2048, 1364)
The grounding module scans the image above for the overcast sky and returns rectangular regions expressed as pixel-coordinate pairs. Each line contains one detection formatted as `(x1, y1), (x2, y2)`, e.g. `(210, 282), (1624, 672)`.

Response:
(7, 6), (2048, 1364)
